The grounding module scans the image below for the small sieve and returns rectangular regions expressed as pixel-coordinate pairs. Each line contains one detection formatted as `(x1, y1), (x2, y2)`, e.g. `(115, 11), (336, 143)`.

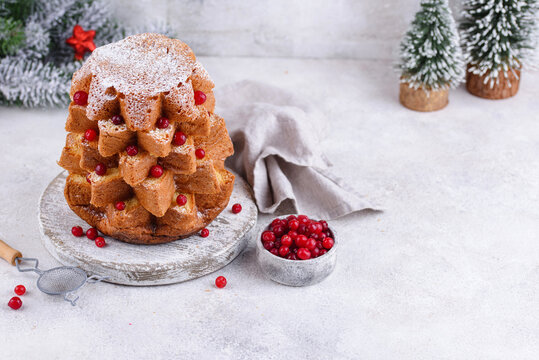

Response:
(1, 239), (107, 306)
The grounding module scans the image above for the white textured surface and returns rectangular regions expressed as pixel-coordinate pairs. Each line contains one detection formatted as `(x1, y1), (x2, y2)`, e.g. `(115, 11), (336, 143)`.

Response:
(111, 0), (458, 59)
(0, 57), (538, 359)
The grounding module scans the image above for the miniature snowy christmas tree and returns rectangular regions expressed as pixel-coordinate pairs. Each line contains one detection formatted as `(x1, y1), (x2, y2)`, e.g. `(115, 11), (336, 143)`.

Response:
(461, 0), (538, 99)
(398, 0), (464, 111)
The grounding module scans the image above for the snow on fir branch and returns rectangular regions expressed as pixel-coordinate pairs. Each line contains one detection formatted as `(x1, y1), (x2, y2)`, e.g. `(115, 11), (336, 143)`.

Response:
(398, 0), (464, 91)
(460, 0), (539, 87)
(0, 0), (176, 108)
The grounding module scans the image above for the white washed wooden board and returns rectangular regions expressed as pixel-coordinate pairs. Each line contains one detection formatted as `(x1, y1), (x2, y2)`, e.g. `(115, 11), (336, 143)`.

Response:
(38, 171), (257, 286)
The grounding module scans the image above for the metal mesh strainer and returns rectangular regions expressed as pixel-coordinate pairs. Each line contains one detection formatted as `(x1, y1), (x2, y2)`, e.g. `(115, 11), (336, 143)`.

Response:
(15, 257), (107, 306)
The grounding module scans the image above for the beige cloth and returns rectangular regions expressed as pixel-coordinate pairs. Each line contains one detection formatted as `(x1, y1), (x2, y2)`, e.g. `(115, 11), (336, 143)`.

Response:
(216, 80), (377, 219)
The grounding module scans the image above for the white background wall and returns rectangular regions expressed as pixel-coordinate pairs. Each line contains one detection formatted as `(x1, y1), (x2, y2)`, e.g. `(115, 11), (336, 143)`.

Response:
(110, 0), (463, 59)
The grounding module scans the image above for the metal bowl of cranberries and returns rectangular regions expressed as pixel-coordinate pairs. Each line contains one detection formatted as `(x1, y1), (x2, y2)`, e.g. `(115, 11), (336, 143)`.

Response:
(256, 214), (337, 287)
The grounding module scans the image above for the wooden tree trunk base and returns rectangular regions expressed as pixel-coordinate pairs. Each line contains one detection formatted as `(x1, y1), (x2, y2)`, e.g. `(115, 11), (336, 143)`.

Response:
(399, 83), (448, 112)
(466, 67), (520, 100)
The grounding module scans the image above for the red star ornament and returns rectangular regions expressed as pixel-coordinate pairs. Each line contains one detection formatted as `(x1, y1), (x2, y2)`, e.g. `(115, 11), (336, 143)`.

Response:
(66, 25), (96, 60)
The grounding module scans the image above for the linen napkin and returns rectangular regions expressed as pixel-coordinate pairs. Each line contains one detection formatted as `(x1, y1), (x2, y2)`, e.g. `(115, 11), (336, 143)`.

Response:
(215, 80), (377, 219)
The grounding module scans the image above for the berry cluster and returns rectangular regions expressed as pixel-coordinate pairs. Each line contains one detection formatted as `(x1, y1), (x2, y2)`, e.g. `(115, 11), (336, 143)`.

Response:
(261, 215), (334, 260)
(72, 226), (107, 248)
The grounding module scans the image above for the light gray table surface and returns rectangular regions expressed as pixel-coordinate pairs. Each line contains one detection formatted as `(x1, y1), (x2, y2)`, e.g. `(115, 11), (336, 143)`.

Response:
(0, 57), (538, 359)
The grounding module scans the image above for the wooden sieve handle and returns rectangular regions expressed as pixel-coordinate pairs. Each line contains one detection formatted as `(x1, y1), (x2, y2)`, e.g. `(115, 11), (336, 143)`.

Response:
(0, 239), (22, 266)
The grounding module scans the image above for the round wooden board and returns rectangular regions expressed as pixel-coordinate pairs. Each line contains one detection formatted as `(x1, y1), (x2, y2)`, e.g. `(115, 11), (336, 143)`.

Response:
(38, 171), (257, 286)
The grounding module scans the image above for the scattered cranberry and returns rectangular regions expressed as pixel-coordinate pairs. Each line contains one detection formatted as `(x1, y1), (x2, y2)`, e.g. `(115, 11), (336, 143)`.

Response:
(8, 297), (22, 310)
(84, 129), (97, 141)
(297, 248), (311, 260)
(14, 285), (26, 296)
(281, 235), (292, 247)
(95, 237), (106, 248)
(194, 90), (207, 105)
(200, 228), (209, 238)
(215, 275), (227, 288)
(94, 163), (106, 176)
(86, 228), (98, 240)
(173, 131), (187, 146)
(261, 231), (276, 242)
(115, 201), (126, 211)
(176, 194), (187, 206)
(86, 174), (92, 183)
(195, 149), (205, 159)
(322, 237), (334, 250)
(150, 165), (163, 178)
(111, 115), (124, 125)
(231, 203), (242, 214)
(156, 117), (170, 129)
(278, 246), (289, 257)
(126, 145), (138, 156)
(73, 90), (88, 106)
(71, 226), (83, 237)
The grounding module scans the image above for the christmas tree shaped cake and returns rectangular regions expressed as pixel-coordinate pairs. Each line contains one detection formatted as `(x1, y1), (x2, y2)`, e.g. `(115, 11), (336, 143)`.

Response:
(58, 33), (235, 244)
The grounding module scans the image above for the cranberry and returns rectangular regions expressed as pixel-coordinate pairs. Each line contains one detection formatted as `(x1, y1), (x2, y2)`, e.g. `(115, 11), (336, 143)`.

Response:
(261, 231), (276, 242)
(316, 240), (323, 249)
(319, 249), (328, 256)
(298, 215), (310, 225)
(94, 163), (106, 176)
(115, 201), (126, 211)
(270, 248), (279, 256)
(320, 220), (329, 231)
(86, 174), (92, 183)
(73, 90), (88, 106)
(288, 219), (299, 231)
(306, 238), (317, 251)
(150, 165), (163, 178)
(95, 237), (106, 248)
(156, 117), (170, 129)
(296, 234), (308, 248)
(194, 90), (207, 105)
(311, 247), (320, 258)
(271, 218), (283, 228)
(272, 225), (285, 237)
(297, 248), (311, 260)
(126, 145), (138, 156)
(286, 215), (297, 221)
(215, 276), (227, 288)
(231, 203), (242, 214)
(71, 226), (83, 237)
(279, 246), (290, 257)
(281, 235), (292, 247)
(322, 237), (334, 250)
(200, 228), (209, 237)
(111, 115), (124, 125)
(319, 232), (327, 240)
(288, 231), (298, 241)
(195, 148), (205, 159)
(8, 297), (22, 310)
(84, 129), (96, 141)
(274, 240), (281, 249)
(86, 228), (98, 240)
(310, 233), (320, 241)
(286, 253), (298, 260)
(297, 224), (307, 235)
(173, 131), (187, 146)
(263, 241), (275, 250)
(14, 285), (26, 296)
(308, 222), (321, 234)
(176, 194), (187, 206)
